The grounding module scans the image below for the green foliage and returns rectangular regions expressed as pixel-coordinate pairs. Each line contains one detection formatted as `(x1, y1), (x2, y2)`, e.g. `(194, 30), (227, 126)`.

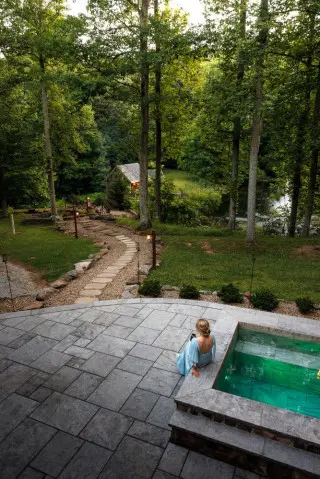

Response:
(93, 193), (110, 210)
(107, 175), (131, 210)
(138, 279), (162, 298)
(179, 284), (200, 300)
(295, 297), (315, 314)
(217, 283), (243, 303)
(251, 290), (279, 311)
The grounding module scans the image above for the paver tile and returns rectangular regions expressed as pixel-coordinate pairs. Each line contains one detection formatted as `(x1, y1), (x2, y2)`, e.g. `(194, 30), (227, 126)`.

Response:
(128, 420), (170, 448)
(64, 345), (95, 360)
(0, 358), (12, 373)
(140, 310), (175, 331)
(0, 327), (25, 345)
(31, 431), (83, 477)
(8, 332), (36, 350)
(65, 372), (102, 400)
(12, 316), (48, 332)
(158, 443), (189, 476)
(127, 326), (161, 345)
(31, 350), (71, 374)
(120, 388), (159, 421)
(58, 441), (111, 479)
(168, 303), (206, 317)
(169, 314), (188, 328)
(74, 338), (91, 347)
(2, 315), (30, 328)
(38, 310), (87, 325)
(180, 451), (234, 479)
(32, 321), (75, 341)
(153, 471), (179, 479)
(30, 392), (98, 435)
(9, 336), (57, 364)
(114, 305), (140, 317)
(139, 367), (180, 397)
(80, 408), (132, 450)
(0, 363), (35, 395)
(52, 335), (78, 352)
(80, 352), (120, 377)
(74, 323), (106, 340)
(88, 333), (136, 358)
(129, 343), (163, 361)
(117, 355), (153, 376)
(0, 393), (38, 441)
(88, 368), (142, 410)
(104, 324), (134, 339)
(93, 312), (119, 327)
(114, 314), (144, 329)
(43, 366), (81, 392)
(19, 467), (46, 479)
(153, 326), (191, 352)
(0, 418), (56, 479)
(77, 310), (104, 323)
(154, 350), (180, 373)
(30, 387), (52, 402)
(99, 436), (162, 479)
(147, 396), (175, 430)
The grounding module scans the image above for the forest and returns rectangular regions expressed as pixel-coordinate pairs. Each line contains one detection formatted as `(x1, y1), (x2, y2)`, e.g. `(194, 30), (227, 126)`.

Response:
(0, 0), (319, 244)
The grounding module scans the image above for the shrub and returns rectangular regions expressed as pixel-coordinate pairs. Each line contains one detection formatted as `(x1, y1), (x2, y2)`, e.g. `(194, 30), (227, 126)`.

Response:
(138, 279), (162, 298)
(295, 297), (314, 314)
(107, 174), (131, 210)
(251, 290), (279, 311)
(179, 284), (200, 300)
(217, 283), (243, 303)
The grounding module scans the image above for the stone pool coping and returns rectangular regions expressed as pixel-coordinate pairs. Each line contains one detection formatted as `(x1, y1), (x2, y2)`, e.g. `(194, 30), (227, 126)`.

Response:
(173, 303), (320, 450)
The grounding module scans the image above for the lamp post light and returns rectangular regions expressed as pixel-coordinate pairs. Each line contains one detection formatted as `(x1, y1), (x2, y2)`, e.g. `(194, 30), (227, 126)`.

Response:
(147, 230), (157, 269)
(73, 206), (79, 239)
(86, 196), (90, 214)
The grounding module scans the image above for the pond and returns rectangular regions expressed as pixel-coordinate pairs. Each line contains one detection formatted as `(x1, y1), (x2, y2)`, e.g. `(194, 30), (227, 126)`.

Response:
(217, 182), (290, 217)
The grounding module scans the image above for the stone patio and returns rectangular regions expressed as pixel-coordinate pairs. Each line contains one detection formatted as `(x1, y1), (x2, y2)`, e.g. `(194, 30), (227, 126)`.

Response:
(0, 298), (306, 479)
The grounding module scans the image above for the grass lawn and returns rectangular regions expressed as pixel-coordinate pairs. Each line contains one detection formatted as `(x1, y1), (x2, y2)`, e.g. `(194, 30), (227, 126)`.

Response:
(118, 219), (320, 302)
(163, 168), (218, 195)
(0, 215), (98, 282)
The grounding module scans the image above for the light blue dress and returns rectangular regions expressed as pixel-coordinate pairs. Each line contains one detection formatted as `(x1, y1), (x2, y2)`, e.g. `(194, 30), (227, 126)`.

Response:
(176, 334), (216, 376)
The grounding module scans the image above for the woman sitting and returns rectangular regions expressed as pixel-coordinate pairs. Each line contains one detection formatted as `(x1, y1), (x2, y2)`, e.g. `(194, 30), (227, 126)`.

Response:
(176, 319), (216, 377)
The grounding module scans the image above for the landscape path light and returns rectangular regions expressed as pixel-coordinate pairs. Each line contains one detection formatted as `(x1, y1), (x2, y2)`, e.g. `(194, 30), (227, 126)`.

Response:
(73, 205), (79, 239)
(147, 230), (157, 269)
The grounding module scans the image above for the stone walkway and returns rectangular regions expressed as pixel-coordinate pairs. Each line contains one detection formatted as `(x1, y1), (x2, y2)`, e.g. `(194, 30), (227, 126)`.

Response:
(0, 299), (264, 479)
(75, 235), (137, 304)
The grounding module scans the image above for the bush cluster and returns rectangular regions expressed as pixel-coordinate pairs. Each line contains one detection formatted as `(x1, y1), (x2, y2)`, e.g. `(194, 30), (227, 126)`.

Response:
(217, 283), (243, 303)
(251, 290), (279, 311)
(179, 285), (200, 300)
(138, 279), (162, 298)
(295, 297), (314, 314)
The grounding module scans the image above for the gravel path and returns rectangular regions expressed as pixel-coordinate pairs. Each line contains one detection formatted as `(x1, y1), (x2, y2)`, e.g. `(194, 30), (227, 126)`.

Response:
(0, 257), (44, 299)
(43, 219), (152, 307)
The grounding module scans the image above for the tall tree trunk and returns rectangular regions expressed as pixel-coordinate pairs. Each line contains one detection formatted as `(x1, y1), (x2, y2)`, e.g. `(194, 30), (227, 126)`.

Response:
(228, 0), (247, 230)
(288, 13), (314, 237)
(246, 0), (268, 244)
(139, 0), (152, 229)
(40, 56), (57, 218)
(154, 0), (162, 219)
(302, 60), (320, 236)
(288, 64), (312, 237)
(0, 168), (8, 217)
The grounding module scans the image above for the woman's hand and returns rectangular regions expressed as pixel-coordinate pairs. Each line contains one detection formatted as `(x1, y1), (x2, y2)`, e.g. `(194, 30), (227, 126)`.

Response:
(191, 366), (200, 378)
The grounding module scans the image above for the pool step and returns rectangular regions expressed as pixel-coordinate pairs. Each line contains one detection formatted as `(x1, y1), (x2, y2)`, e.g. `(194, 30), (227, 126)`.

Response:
(235, 340), (320, 369)
(170, 408), (320, 478)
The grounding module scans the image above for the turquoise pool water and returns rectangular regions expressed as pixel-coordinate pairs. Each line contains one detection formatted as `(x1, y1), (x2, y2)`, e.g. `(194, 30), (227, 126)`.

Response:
(215, 329), (320, 419)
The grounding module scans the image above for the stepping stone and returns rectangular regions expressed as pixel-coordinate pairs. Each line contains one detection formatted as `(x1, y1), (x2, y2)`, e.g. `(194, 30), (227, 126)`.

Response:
(74, 298), (95, 304)
(91, 278), (111, 284)
(83, 284), (105, 290)
(79, 290), (101, 297)
(96, 274), (115, 279)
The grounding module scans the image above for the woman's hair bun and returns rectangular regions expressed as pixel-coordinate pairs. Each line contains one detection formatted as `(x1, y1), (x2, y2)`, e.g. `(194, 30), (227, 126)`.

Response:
(196, 319), (211, 337)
